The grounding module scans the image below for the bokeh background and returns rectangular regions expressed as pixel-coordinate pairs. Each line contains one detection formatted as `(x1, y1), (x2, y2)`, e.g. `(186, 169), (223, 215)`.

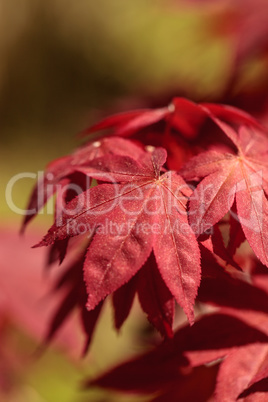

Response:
(1, 0), (268, 400)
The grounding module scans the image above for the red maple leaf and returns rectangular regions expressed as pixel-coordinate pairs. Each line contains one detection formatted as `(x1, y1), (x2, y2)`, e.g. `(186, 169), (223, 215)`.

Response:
(209, 301), (268, 401)
(35, 147), (201, 324)
(195, 249), (268, 401)
(85, 312), (268, 400)
(86, 258), (268, 401)
(181, 125), (268, 266)
(83, 97), (262, 140)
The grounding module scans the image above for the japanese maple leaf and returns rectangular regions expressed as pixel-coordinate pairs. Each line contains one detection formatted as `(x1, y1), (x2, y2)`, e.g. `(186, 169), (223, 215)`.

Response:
(35, 148), (201, 323)
(181, 125), (268, 267)
(205, 264), (268, 400)
(86, 274), (268, 400)
(208, 304), (268, 401)
(195, 251), (268, 401)
(84, 97), (262, 140)
(86, 312), (268, 400)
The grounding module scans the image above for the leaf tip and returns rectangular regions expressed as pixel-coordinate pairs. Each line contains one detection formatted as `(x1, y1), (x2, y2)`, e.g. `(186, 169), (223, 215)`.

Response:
(32, 240), (46, 248)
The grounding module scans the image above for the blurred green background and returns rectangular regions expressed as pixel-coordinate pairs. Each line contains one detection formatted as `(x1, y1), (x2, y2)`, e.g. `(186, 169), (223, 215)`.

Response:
(0, 0), (235, 222)
(0, 0), (267, 401)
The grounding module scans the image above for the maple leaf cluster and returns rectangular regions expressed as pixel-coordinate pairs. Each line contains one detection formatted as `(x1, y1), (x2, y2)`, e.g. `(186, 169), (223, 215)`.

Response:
(24, 97), (268, 401)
